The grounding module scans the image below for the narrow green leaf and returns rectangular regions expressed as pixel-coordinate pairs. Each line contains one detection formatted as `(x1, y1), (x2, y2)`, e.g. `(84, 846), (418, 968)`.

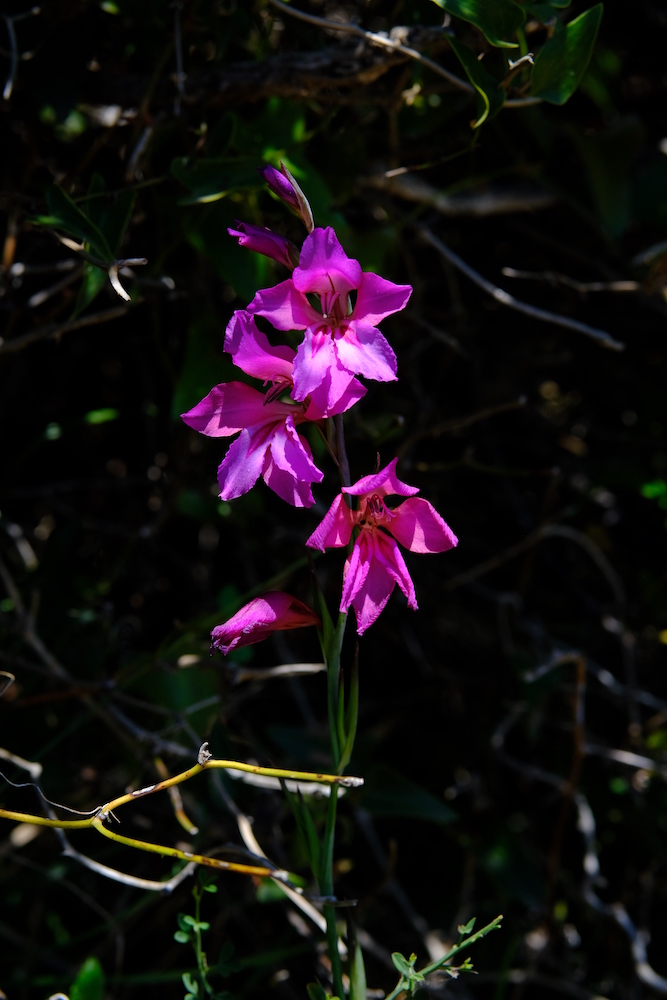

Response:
(70, 958), (105, 1000)
(448, 38), (506, 128)
(349, 942), (367, 1000)
(41, 186), (112, 260)
(336, 670), (346, 755)
(306, 985), (328, 1000)
(311, 569), (334, 661)
(282, 784), (321, 877)
(458, 917), (476, 935)
(171, 156), (265, 204)
(531, 4), (603, 105)
(338, 646), (359, 773)
(430, 0), (524, 46)
(72, 262), (106, 318)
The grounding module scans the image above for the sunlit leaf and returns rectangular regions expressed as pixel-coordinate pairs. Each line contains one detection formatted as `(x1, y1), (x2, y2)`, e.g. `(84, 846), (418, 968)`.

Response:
(430, 0), (523, 46)
(70, 958), (105, 1000)
(448, 39), (506, 127)
(531, 4), (604, 105)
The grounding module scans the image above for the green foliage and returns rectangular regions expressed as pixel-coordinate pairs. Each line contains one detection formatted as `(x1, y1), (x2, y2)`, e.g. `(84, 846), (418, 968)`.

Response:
(531, 4), (604, 104)
(430, 0), (524, 47)
(448, 38), (506, 128)
(70, 958), (105, 1000)
(37, 186), (111, 260)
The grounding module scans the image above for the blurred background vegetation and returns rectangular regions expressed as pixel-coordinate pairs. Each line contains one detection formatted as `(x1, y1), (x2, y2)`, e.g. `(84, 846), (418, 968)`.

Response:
(2, 1), (667, 998)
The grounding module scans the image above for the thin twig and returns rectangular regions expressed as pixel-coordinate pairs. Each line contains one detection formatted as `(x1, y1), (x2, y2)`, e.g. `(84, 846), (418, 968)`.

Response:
(367, 172), (556, 216)
(502, 267), (639, 294)
(2, 8), (40, 101)
(398, 396), (526, 459)
(26, 265), (84, 309)
(171, 0), (186, 115)
(419, 228), (625, 351)
(0, 305), (129, 356)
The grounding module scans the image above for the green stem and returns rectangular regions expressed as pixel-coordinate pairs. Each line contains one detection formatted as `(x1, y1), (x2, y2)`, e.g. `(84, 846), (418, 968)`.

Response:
(327, 611), (348, 767)
(321, 787), (345, 999)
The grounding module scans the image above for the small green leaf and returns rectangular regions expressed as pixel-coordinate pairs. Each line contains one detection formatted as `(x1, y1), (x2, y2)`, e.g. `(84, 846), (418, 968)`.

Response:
(70, 958), (105, 1000)
(458, 917), (477, 936)
(349, 942), (367, 1000)
(642, 480), (667, 500)
(392, 953), (414, 977)
(430, 0), (524, 46)
(72, 262), (107, 318)
(182, 972), (199, 995)
(174, 930), (191, 944)
(531, 4), (603, 105)
(203, 883), (218, 893)
(448, 38), (506, 127)
(84, 408), (119, 425)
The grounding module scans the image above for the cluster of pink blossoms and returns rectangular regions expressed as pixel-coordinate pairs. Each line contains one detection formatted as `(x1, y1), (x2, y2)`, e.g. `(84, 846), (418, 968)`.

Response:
(182, 163), (458, 641)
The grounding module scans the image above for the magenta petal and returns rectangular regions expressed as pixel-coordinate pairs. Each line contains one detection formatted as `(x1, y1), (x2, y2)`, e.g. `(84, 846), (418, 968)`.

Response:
(341, 534), (371, 611)
(334, 321), (397, 383)
(346, 533), (394, 634)
(181, 381), (288, 437)
(293, 227), (362, 295)
(217, 426), (272, 500)
(388, 497), (458, 553)
(211, 591), (320, 655)
(291, 328), (339, 402)
(373, 531), (418, 610)
(304, 371), (366, 419)
(261, 416), (322, 507)
(224, 311), (295, 382)
(306, 493), (356, 551)
(263, 452), (315, 507)
(343, 457), (419, 499)
(352, 271), (412, 325)
(247, 280), (319, 331)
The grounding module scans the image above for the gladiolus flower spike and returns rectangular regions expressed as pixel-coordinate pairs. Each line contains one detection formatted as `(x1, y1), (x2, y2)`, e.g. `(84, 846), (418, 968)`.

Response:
(306, 459), (458, 635)
(211, 592), (321, 656)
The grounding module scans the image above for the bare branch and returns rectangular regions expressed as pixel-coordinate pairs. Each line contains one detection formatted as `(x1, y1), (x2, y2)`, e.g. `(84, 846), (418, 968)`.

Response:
(419, 227), (625, 351)
(367, 171), (556, 216)
(502, 267), (639, 294)
(266, 0), (473, 94)
(0, 305), (129, 356)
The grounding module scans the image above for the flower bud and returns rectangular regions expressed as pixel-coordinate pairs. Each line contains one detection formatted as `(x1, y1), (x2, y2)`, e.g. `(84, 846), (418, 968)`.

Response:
(211, 592), (321, 655)
(228, 221), (300, 270)
(261, 162), (314, 233)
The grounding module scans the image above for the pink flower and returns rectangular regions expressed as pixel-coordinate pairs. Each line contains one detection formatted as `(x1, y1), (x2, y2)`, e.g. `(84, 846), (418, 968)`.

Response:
(261, 163), (314, 232)
(224, 310), (366, 419)
(306, 459), (458, 634)
(247, 227), (412, 415)
(211, 592), (321, 655)
(228, 221), (300, 270)
(181, 312), (364, 507)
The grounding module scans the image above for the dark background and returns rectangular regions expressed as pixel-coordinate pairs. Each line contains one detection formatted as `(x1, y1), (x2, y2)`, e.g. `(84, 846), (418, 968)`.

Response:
(2, 1), (667, 998)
